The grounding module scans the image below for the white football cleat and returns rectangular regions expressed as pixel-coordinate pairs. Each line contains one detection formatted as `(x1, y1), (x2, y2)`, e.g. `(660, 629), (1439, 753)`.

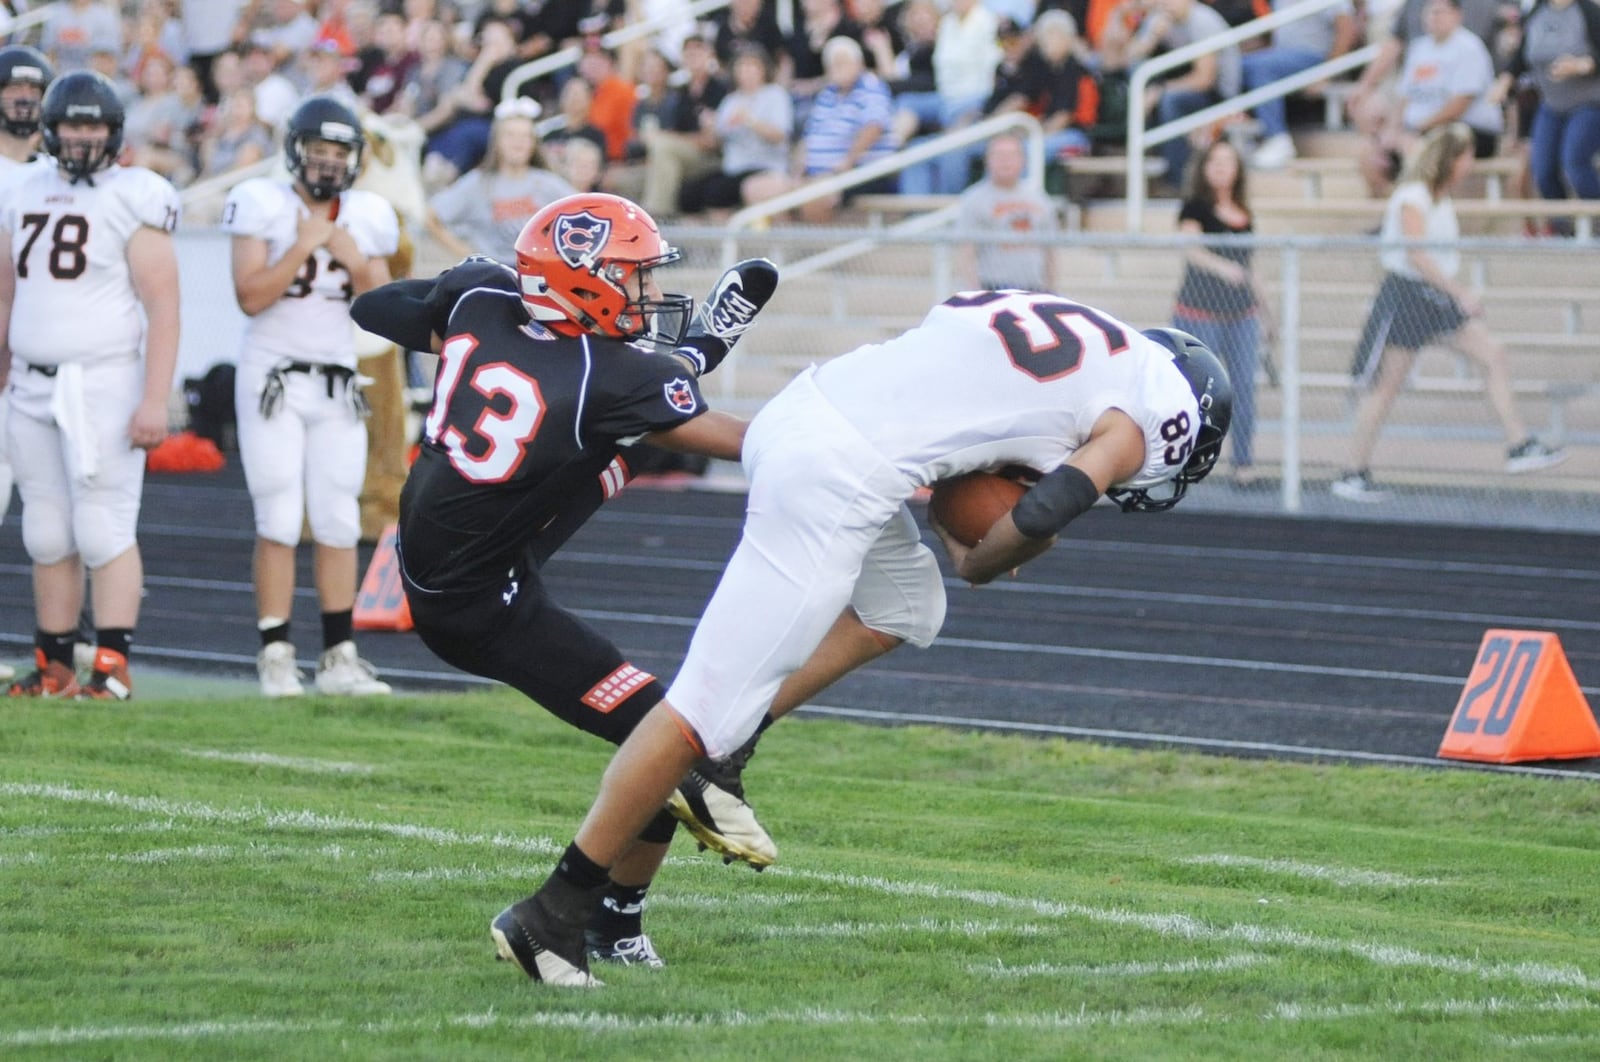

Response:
(257, 641), (305, 698)
(314, 640), (392, 696)
(668, 768), (777, 869)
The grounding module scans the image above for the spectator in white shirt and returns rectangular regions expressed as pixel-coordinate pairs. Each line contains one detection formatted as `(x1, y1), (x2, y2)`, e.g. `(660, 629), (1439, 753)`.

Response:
(891, 0), (1001, 147)
(1359, 0), (1503, 196)
(41, 0), (121, 74)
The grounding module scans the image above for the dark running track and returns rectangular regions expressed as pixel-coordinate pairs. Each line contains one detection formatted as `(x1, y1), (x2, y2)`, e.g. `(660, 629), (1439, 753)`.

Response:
(2, 463), (1597, 780)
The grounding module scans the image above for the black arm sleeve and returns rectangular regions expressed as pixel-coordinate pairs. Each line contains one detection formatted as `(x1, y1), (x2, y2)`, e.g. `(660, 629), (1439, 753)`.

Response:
(1010, 464), (1102, 539)
(351, 278), (439, 353)
(351, 256), (519, 352)
(670, 335), (730, 377)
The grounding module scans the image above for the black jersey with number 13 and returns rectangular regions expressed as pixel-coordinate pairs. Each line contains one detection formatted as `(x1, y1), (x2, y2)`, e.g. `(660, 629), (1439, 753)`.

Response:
(398, 258), (710, 591)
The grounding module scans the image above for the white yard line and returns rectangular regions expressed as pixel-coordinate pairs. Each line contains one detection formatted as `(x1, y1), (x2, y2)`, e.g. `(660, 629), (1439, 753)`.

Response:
(106, 842), (360, 865)
(370, 864), (546, 884)
(1495, 1032), (1600, 1048)
(6, 781), (1594, 993)
(643, 891), (814, 908)
(972, 954), (1275, 978)
(760, 919), (1057, 939)
(0, 821), (181, 838)
(4, 841), (372, 867)
(1178, 854), (1444, 888)
(178, 749), (377, 776)
(2, 998), (1595, 1047)
(0, 782), (562, 855)
(790, 869), (1599, 991)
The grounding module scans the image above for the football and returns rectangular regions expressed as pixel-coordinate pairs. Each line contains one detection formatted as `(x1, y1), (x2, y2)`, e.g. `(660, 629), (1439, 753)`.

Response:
(928, 472), (1028, 548)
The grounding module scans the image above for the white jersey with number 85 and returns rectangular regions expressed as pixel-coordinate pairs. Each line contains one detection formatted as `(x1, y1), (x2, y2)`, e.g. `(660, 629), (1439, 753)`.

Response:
(812, 290), (1201, 490)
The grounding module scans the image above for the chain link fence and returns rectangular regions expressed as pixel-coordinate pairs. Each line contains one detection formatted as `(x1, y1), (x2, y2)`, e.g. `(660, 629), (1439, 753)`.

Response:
(173, 224), (1599, 532)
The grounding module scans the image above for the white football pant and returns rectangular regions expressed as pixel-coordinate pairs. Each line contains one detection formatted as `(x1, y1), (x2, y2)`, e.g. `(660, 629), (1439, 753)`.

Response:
(667, 369), (946, 758)
(234, 358), (367, 549)
(8, 357), (147, 569)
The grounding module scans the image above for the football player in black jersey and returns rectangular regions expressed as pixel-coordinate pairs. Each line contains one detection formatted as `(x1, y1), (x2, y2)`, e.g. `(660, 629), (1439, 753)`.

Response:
(351, 192), (782, 969)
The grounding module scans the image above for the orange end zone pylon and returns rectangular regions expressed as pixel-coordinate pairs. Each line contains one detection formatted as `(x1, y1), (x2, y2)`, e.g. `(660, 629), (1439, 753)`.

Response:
(354, 524), (413, 632)
(1438, 629), (1600, 763)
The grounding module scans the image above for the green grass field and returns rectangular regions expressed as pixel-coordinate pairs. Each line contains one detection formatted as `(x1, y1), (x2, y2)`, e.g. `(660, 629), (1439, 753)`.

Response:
(3, 685), (1598, 1060)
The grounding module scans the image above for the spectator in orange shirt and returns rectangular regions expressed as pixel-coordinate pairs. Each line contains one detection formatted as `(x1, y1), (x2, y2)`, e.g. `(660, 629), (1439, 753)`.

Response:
(316, 0), (359, 56)
(576, 43), (637, 163)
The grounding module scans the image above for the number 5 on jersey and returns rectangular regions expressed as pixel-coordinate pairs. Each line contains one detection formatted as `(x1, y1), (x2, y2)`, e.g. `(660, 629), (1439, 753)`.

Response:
(425, 334), (546, 483)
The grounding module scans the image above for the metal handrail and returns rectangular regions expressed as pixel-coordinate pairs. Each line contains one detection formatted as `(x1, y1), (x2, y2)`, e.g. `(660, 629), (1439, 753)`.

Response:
(1126, 0), (1378, 231)
(0, 2), (57, 37)
(719, 110), (1046, 266)
(177, 154), (283, 207)
(500, 0), (731, 102)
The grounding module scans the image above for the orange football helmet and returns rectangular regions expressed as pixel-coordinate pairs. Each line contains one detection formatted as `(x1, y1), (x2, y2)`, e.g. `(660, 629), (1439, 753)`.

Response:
(514, 193), (692, 349)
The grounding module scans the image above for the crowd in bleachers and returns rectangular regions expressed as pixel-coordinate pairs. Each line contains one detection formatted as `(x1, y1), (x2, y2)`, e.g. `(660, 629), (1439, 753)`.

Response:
(6, 0), (1600, 230)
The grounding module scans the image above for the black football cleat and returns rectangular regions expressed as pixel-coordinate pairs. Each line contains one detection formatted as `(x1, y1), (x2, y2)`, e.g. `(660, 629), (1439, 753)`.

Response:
(491, 893), (602, 987)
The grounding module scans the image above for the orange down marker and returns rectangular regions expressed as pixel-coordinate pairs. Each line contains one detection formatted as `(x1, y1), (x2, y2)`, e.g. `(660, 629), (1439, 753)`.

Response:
(354, 524), (413, 632)
(1438, 630), (1600, 763)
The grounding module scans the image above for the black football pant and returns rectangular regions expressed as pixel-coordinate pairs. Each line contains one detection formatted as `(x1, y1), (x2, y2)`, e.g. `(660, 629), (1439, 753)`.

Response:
(403, 564), (665, 747)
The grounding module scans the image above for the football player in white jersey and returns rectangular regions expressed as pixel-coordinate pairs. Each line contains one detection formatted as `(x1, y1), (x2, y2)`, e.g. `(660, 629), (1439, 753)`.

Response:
(489, 298), (1235, 986)
(0, 70), (181, 701)
(0, 45), (54, 683)
(0, 45), (50, 180)
(224, 96), (399, 698)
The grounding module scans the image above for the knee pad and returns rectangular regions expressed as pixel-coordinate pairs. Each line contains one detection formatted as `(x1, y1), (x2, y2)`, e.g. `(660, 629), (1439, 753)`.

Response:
(253, 486), (305, 547)
(74, 503), (138, 570)
(306, 492), (361, 548)
(21, 498), (75, 566)
(241, 428), (306, 546)
(853, 544), (946, 649)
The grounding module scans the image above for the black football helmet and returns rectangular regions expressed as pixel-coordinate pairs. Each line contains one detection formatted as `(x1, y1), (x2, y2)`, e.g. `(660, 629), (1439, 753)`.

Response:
(0, 45), (53, 138)
(39, 70), (123, 183)
(1105, 327), (1233, 513)
(285, 96), (365, 201)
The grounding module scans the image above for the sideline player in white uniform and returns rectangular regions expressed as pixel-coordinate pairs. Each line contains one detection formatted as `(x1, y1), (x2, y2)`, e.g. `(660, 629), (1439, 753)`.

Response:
(488, 296), (1235, 986)
(0, 45), (54, 683)
(224, 96), (399, 698)
(0, 70), (181, 701)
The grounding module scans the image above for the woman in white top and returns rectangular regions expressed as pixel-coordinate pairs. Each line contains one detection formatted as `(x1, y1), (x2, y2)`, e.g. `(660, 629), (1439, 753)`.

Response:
(1332, 124), (1566, 501)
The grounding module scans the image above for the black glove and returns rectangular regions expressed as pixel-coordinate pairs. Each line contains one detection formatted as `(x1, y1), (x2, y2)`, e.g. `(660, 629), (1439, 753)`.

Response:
(675, 258), (780, 376)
